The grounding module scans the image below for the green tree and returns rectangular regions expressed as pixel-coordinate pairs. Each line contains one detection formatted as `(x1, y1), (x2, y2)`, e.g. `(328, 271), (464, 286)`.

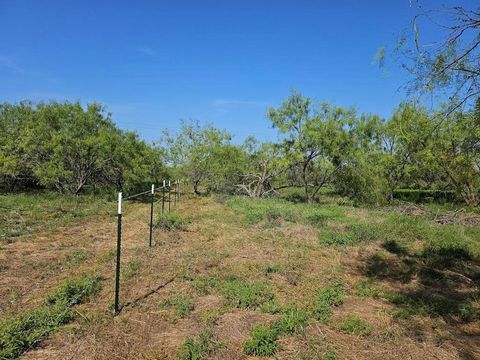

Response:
(267, 91), (356, 202)
(163, 120), (233, 195)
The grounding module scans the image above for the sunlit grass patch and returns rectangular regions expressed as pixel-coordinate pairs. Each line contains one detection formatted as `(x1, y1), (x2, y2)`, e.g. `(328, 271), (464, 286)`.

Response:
(338, 314), (372, 336)
(221, 279), (274, 309)
(176, 329), (224, 360)
(0, 273), (102, 360)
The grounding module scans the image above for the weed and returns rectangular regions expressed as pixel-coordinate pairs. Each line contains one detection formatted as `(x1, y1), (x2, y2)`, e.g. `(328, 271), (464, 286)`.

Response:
(121, 259), (142, 280)
(355, 279), (382, 298)
(65, 249), (90, 267)
(256, 263), (282, 277)
(222, 279), (274, 309)
(199, 308), (225, 325)
(259, 299), (282, 314)
(46, 273), (102, 306)
(156, 212), (189, 231)
(272, 305), (308, 334)
(243, 325), (279, 356)
(0, 274), (102, 359)
(163, 295), (194, 318)
(338, 314), (372, 336)
(313, 279), (346, 322)
(176, 329), (223, 360)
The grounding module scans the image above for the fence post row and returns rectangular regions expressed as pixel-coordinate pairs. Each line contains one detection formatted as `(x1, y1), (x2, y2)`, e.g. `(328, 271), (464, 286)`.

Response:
(114, 192), (122, 314)
(114, 180), (182, 314)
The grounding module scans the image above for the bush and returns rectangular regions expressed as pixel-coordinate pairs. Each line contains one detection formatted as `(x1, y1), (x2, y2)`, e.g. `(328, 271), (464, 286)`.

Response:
(393, 189), (457, 204)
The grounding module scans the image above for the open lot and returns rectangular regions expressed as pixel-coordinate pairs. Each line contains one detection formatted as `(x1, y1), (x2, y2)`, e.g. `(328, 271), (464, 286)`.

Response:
(1, 192), (479, 359)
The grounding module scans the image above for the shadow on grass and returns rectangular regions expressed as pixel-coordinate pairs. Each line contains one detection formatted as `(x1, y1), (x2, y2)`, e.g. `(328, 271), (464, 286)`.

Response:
(359, 239), (480, 358)
(361, 239), (480, 319)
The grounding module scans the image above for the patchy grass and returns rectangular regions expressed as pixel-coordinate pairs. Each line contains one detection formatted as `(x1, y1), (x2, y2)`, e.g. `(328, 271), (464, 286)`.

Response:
(175, 329), (223, 360)
(338, 314), (372, 336)
(0, 274), (102, 359)
(156, 212), (189, 231)
(163, 295), (194, 318)
(243, 324), (279, 356)
(121, 259), (142, 280)
(221, 279), (274, 309)
(0, 191), (110, 243)
(312, 279), (347, 322)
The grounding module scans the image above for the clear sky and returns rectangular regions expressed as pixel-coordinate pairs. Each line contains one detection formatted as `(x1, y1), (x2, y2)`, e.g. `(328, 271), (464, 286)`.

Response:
(0, 0), (476, 143)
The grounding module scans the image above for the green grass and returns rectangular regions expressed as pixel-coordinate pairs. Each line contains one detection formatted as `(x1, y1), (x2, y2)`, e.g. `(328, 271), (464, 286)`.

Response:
(175, 329), (223, 360)
(243, 325), (279, 356)
(313, 279), (347, 322)
(156, 212), (189, 231)
(65, 249), (90, 267)
(244, 304), (309, 356)
(121, 259), (142, 280)
(272, 304), (308, 334)
(355, 279), (382, 298)
(0, 191), (110, 243)
(163, 295), (194, 318)
(0, 273), (102, 359)
(221, 279), (274, 309)
(225, 196), (344, 227)
(338, 314), (372, 336)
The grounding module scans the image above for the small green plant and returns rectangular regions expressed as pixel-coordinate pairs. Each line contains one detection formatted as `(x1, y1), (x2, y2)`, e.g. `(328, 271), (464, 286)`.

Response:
(256, 263), (282, 277)
(46, 273), (102, 306)
(156, 212), (189, 231)
(222, 279), (274, 309)
(0, 274), (102, 359)
(163, 295), (194, 318)
(176, 329), (223, 360)
(65, 249), (90, 267)
(121, 259), (142, 280)
(243, 325), (279, 356)
(313, 279), (346, 322)
(272, 305), (308, 334)
(355, 279), (382, 298)
(338, 314), (372, 336)
(259, 299), (282, 314)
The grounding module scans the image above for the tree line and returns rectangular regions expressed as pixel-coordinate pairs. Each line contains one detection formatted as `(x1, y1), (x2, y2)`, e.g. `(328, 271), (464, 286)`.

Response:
(1, 94), (479, 206)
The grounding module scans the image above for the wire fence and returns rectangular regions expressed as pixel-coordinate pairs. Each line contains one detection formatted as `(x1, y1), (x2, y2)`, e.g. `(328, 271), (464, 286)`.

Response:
(114, 179), (182, 314)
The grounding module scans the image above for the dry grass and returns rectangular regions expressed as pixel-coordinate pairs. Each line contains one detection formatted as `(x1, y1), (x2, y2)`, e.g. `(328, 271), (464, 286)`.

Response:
(0, 194), (479, 359)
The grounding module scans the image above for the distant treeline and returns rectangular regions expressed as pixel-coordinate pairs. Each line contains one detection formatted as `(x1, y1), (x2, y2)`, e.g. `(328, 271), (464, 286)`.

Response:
(1, 94), (479, 206)
(0, 101), (166, 195)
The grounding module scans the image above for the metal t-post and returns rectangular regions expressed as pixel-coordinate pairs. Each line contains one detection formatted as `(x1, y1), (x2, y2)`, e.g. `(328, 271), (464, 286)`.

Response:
(149, 184), (154, 247)
(114, 192), (122, 314)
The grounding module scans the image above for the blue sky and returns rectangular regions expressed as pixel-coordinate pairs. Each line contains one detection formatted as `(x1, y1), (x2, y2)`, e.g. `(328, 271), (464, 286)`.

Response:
(0, 0), (476, 143)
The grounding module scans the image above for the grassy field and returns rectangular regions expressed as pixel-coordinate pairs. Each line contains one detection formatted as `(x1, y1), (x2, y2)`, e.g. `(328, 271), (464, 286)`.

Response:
(0, 192), (479, 359)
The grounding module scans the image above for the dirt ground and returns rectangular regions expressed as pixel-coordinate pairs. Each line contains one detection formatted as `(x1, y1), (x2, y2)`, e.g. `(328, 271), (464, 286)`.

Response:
(1, 196), (479, 359)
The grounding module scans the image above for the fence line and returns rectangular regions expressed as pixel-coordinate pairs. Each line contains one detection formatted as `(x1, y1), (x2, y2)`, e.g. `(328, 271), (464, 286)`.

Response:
(114, 179), (182, 314)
